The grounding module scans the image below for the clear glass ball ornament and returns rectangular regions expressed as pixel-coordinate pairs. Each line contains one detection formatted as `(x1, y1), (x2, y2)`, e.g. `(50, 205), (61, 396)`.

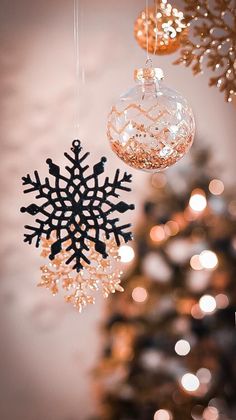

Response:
(107, 64), (195, 172)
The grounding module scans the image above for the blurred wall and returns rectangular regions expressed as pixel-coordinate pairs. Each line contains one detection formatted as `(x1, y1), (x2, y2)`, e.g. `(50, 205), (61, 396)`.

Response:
(0, 1), (235, 419)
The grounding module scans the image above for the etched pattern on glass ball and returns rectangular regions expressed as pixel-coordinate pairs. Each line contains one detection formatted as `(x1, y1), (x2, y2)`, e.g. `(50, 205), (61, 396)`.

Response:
(107, 67), (195, 172)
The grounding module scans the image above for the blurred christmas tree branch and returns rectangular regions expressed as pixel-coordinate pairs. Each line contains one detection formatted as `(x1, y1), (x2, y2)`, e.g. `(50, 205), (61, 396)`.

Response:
(91, 145), (236, 420)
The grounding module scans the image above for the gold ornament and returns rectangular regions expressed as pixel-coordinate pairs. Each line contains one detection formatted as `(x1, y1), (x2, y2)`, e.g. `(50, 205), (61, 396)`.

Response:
(174, 0), (236, 103)
(134, 0), (187, 55)
(39, 235), (123, 312)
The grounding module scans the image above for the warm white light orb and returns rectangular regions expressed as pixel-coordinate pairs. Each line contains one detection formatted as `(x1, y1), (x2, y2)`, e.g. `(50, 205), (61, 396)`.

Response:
(118, 245), (135, 263)
(181, 373), (200, 392)
(132, 286), (148, 303)
(203, 406), (219, 420)
(188, 270), (211, 292)
(209, 179), (224, 195)
(199, 295), (216, 313)
(142, 252), (172, 283)
(197, 368), (212, 384)
(199, 250), (218, 270)
(190, 254), (202, 270)
(175, 339), (191, 356)
(215, 293), (229, 309)
(189, 193), (207, 212)
(165, 220), (179, 236)
(150, 225), (166, 242)
(154, 409), (172, 420)
(191, 304), (204, 319)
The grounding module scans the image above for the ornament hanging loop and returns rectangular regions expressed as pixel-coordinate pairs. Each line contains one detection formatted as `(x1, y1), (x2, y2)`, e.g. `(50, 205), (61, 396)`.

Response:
(145, 58), (153, 68)
(134, 66), (164, 83)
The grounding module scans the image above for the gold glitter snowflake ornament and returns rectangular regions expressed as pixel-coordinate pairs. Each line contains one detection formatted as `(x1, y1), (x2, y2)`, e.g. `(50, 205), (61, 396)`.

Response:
(39, 235), (124, 312)
(174, 0), (236, 103)
(107, 63), (195, 172)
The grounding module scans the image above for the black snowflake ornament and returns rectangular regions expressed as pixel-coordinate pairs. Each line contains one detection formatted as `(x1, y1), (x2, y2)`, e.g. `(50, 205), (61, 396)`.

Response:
(21, 140), (135, 271)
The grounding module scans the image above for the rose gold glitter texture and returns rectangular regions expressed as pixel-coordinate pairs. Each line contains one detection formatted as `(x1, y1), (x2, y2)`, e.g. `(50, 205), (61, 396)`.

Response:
(174, 0), (236, 103)
(39, 235), (123, 312)
(107, 67), (195, 172)
(111, 136), (192, 171)
(134, 0), (187, 55)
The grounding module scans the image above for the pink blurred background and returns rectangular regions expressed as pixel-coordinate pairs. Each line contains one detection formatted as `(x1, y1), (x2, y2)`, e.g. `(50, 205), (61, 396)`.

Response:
(0, 0), (235, 419)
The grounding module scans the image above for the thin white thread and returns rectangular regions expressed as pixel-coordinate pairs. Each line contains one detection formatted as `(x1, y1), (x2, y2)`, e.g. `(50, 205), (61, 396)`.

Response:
(74, 0), (79, 134)
(153, 0), (158, 56)
(145, 0), (150, 61)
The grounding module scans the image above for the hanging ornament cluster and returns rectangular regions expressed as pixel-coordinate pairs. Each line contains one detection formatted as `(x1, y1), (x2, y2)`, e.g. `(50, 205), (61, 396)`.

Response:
(39, 235), (123, 312)
(174, 0), (236, 103)
(107, 63), (195, 172)
(21, 140), (135, 310)
(134, 0), (187, 55)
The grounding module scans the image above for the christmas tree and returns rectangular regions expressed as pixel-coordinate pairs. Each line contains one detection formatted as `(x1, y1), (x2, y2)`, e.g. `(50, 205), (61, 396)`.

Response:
(93, 148), (236, 420)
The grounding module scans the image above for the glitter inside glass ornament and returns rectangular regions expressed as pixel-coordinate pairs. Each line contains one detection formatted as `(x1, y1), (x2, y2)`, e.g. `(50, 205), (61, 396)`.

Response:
(134, 0), (187, 55)
(107, 65), (195, 172)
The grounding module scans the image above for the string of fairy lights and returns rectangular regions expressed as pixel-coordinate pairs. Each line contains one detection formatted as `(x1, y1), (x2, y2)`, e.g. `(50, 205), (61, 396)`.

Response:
(115, 175), (234, 420)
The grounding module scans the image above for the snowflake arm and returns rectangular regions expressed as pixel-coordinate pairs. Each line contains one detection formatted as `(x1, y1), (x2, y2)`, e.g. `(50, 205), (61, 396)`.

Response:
(103, 170), (133, 198)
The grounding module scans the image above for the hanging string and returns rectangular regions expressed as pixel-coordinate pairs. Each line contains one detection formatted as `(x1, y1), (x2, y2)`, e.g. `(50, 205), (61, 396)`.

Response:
(153, 0), (159, 56)
(74, 0), (80, 134)
(145, 0), (150, 65)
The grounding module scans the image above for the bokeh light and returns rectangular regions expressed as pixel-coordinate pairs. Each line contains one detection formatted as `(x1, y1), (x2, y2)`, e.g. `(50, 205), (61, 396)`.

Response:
(184, 207), (200, 221)
(140, 349), (163, 370)
(118, 245), (135, 263)
(165, 220), (179, 236)
(199, 250), (218, 270)
(228, 199), (236, 217)
(142, 252), (172, 283)
(175, 339), (191, 356)
(209, 179), (224, 195)
(231, 236), (236, 253)
(151, 173), (167, 189)
(197, 368), (212, 384)
(208, 196), (226, 214)
(208, 398), (224, 412)
(203, 406), (219, 420)
(154, 409), (172, 420)
(166, 238), (198, 264)
(190, 254), (202, 270)
(150, 225), (166, 242)
(191, 304), (204, 319)
(189, 190), (207, 212)
(181, 373), (200, 392)
(132, 287), (148, 303)
(188, 270), (211, 292)
(172, 212), (187, 230)
(191, 405), (205, 420)
(199, 295), (216, 313)
(215, 293), (229, 309)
